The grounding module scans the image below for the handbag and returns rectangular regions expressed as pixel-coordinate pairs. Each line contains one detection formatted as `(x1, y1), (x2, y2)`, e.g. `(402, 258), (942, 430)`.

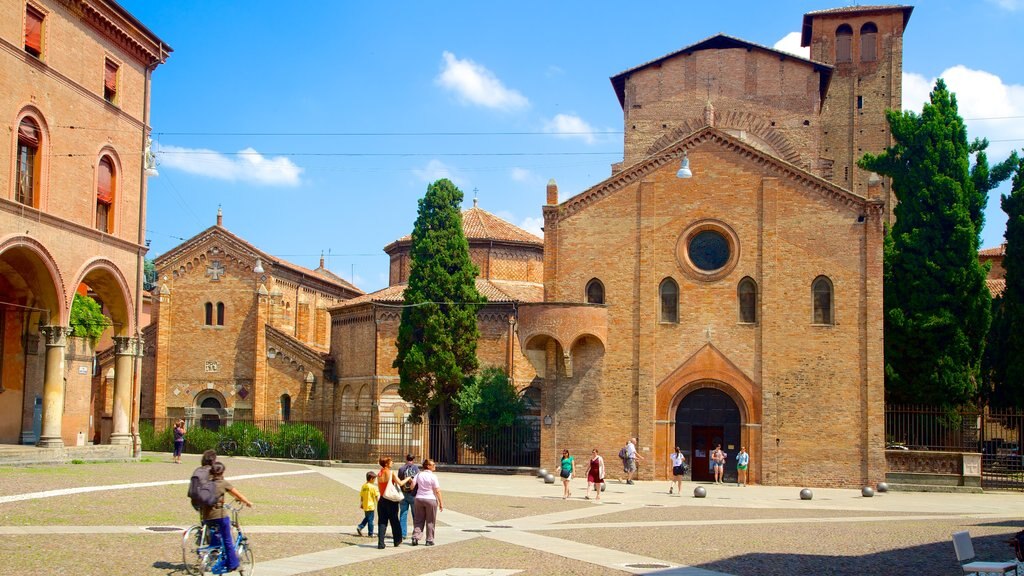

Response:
(382, 473), (403, 502)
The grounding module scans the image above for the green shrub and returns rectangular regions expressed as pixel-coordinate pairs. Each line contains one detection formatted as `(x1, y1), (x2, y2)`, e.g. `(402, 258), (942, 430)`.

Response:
(184, 426), (218, 454)
(274, 423), (328, 459)
(215, 422), (271, 455)
(140, 421), (173, 452)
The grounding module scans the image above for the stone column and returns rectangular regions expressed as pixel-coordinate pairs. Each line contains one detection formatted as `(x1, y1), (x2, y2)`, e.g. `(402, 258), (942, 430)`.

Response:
(110, 336), (139, 445)
(37, 325), (71, 448)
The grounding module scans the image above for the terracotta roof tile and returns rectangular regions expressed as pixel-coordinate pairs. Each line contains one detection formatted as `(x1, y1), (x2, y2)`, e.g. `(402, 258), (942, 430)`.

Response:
(988, 278), (1006, 298)
(331, 279), (544, 311)
(391, 206), (542, 247)
(979, 245), (1006, 257)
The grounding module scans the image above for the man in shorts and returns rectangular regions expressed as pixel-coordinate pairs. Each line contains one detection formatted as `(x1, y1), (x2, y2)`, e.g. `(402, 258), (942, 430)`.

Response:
(622, 438), (643, 485)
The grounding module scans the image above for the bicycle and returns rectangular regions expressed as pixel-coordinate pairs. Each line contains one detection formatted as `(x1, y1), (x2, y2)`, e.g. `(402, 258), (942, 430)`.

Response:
(215, 439), (238, 456)
(289, 442), (315, 460)
(182, 501), (254, 576)
(245, 438), (273, 458)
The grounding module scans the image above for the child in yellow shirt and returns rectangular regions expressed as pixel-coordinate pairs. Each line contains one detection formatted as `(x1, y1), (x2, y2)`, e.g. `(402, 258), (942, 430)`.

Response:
(356, 471), (379, 537)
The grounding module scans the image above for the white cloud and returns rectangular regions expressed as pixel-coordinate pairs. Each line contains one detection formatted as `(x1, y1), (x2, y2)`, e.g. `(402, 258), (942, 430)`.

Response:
(986, 0), (1023, 10)
(435, 51), (529, 111)
(157, 145), (302, 187)
(543, 113), (606, 145)
(412, 159), (466, 187)
(903, 65), (1024, 158)
(519, 216), (544, 238)
(545, 65), (565, 78)
(510, 167), (534, 182)
(773, 32), (809, 59)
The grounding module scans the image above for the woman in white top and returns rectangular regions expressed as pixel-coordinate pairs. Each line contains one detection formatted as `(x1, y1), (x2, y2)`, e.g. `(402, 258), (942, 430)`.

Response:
(411, 458), (444, 546)
(669, 446), (687, 495)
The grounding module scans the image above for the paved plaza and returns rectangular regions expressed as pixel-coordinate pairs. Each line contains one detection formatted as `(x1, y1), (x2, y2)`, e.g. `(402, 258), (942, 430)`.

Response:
(2, 453), (1024, 575)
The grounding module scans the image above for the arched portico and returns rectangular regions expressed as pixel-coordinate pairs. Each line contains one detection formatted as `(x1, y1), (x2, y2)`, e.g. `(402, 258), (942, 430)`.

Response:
(655, 344), (762, 483)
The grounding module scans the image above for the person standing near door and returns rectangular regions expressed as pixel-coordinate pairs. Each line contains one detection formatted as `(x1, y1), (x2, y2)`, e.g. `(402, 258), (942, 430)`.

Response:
(668, 446), (687, 494)
(711, 444), (726, 484)
(736, 447), (749, 486)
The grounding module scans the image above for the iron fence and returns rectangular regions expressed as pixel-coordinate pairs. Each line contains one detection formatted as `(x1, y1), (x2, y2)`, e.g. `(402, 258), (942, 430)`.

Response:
(886, 404), (1024, 490)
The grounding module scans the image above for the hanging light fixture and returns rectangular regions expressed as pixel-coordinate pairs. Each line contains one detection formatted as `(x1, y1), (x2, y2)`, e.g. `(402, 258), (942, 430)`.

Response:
(144, 137), (159, 177)
(676, 150), (692, 179)
(253, 257), (264, 274)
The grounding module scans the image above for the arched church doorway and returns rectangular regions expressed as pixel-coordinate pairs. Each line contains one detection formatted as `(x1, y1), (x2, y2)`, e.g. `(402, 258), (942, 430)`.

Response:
(198, 397), (223, 431)
(675, 387), (740, 483)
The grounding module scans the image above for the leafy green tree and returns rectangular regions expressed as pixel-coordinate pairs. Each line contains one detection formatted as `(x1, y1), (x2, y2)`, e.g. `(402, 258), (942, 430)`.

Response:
(453, 367), (530, 465)
(986, 152), (1024, 407)
(394, 179), (485, 437)
(143, 258), (158, 291)
(69, 294), (108, 342)
(859, 79), (992, 407)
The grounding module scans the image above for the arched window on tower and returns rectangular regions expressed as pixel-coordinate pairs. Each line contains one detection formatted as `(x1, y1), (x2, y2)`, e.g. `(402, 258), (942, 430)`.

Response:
(812, 276), (834, 325)
(738, 277), (757, 324)
(586, 278), (605, 304)
(860, 22), (878, 62)
(659, 278), (678, 323)
(216, 302), (225, 326)
(280, 394), (292, 422)
(204, 302), (213, 326)
(16, 117), (41, 207)
(836, 24), (853, 63)
(96, 156), (114, 233)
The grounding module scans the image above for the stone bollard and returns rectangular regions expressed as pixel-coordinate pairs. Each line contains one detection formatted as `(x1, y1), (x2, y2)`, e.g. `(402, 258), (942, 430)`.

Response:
(544, 473), (555, 484)
(693, 486), (706, 498)
(861, 486), (874, 497)
(537, 468), (548, 478)
(876, 482), (888, 493)
(800, 488), (813, 500)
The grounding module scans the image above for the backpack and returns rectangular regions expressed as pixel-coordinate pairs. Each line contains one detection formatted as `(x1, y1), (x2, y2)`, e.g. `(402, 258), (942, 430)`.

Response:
(398, 464), (419, 493)
(1015, 530), (1024, 562)
(618, 446), (628, 460)
(187, 466), (219, 510)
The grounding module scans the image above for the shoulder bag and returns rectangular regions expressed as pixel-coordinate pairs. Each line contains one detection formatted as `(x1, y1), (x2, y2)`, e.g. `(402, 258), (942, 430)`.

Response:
(382, 471), (403, 502)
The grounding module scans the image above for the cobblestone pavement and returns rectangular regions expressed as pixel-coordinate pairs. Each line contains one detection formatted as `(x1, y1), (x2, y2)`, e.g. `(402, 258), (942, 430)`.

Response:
(2, 452), (1024, 575)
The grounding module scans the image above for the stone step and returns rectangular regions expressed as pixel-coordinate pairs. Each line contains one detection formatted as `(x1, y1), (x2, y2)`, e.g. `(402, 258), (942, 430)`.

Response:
(0, 444), (132, 466)
(885, 483), (984, 494)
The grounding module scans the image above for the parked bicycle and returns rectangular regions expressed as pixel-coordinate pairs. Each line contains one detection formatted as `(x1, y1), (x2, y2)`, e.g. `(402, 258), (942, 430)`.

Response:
(182, 501), (254, 575)
(245, 438), (274, 458)
(215, 439), (238, 456)
(289, 442), (316, 460)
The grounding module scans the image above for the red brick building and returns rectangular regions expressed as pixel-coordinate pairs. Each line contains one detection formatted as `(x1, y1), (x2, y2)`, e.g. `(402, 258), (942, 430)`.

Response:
(515, 6), (911, 487)
(140, 209), (362, 428)
(0, 0), (168, 449)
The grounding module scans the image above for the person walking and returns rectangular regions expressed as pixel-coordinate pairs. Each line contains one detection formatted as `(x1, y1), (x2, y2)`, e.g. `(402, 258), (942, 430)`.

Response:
(411, 458), (444, 546)
(397, 454), (419, 539)
(669, 446), (687, 495)
(736, 447), (749, 486)
(559, 449), (575, 499)
(355, 471), (379, 537)
(621, 438), (643, 485)
(201, 462), (253, 574)
(585, 448), (605, 501)
(375, 456), (411, 549)
(711, 444), (727, 484)
(172, 419), (186, 464)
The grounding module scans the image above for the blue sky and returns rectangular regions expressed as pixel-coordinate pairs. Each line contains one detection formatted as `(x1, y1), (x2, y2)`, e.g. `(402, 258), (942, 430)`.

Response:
(122, 1), (1024, 293)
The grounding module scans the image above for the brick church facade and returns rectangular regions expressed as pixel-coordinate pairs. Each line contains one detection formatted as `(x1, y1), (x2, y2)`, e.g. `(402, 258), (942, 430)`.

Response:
(513, 5), (911, 487)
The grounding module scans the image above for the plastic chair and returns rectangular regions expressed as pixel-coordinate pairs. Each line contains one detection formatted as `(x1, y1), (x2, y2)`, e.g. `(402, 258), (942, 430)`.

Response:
(952, 530), (1018, 575)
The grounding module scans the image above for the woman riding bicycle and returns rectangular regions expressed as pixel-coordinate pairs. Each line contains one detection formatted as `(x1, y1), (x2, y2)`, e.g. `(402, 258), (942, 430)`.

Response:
(202, 462), (253, 574)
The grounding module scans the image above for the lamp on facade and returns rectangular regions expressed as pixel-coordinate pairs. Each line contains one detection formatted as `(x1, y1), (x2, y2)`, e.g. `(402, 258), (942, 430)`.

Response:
(676, 150), (692, 179)
(253, 257), (264, 274)
(543, 414), (553, 426)
(144, 137), (159, 177)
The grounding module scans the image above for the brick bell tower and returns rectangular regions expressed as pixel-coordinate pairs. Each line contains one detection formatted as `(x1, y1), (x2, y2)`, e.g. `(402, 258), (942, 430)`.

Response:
(803, 5), (913, 225)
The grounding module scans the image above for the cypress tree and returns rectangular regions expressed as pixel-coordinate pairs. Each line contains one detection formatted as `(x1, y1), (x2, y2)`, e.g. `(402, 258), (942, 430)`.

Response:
(859, 79), (991, 407)
(988, 154), (1024, 406)
(394, 179), (485, 437)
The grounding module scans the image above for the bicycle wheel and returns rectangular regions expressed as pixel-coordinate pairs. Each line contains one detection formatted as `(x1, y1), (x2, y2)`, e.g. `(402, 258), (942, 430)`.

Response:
(244, 441), (261, 458)
(182, 525), (207, 576)
(237, 540), (254, 576)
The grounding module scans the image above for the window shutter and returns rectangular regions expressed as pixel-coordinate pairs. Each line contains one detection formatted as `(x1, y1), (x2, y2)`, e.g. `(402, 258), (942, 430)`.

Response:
(18, 118), (40, 147)
(104, 61), (118, 96)
(25, 7), (43, 55)
(97, 158), (113, 204)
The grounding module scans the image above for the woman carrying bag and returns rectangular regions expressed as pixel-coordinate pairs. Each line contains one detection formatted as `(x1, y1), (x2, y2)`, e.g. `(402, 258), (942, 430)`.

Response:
(376, 456), (411, 549)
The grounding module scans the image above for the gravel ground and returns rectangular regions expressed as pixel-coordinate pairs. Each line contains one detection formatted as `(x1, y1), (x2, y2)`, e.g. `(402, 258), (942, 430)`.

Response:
(309, 536), (631, 576)
(0, 532), (351, 576)
(1, 472), (357, 526)
(542, 518), (1024, 576)
(565, 503), (924, 524)
(442, 491), (591, 522)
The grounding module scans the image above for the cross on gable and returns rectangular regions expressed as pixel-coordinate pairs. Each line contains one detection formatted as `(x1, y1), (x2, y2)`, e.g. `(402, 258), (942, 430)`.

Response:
(206, 260), (225, 281)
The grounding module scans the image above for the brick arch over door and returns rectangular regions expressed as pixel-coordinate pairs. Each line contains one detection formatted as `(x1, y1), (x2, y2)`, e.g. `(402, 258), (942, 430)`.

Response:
(653, 343), (762, 482)
(645, 112), (803, 167)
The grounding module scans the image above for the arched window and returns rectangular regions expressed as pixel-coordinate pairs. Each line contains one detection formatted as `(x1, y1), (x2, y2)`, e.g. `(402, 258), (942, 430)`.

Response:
(836, 24), (853, 63)
(216, 302), (225, 326)
(659, 278), (678, 323)
(812, 276), (834, 325)
(16, 117), (41, 206)
(738, 277), (757, 324)
(586, 278), (605, 304)
(860, 22), (878, 62)
(204, 302), (213, 326)
(280, 394), (291, 421)
(96, 156), (114, 232)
